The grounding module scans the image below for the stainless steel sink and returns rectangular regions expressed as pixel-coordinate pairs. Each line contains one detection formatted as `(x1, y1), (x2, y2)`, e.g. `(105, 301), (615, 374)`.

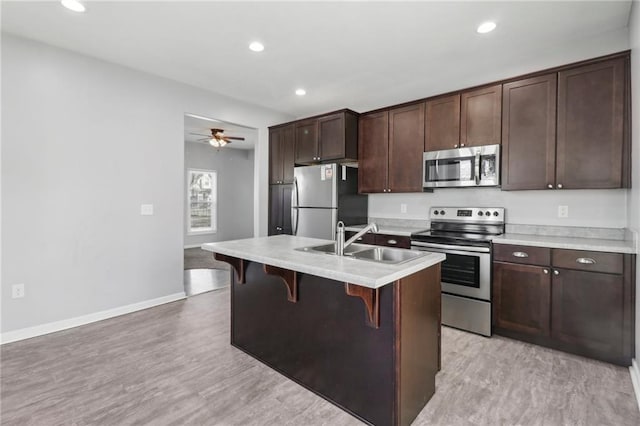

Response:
(351, 247), (428, 265)
(296, 242), (372, 256)
(297, 243), (428, 265)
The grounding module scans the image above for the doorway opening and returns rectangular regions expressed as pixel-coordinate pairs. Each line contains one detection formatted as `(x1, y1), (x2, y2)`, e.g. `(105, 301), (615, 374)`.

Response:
(183, 113), (257, 296)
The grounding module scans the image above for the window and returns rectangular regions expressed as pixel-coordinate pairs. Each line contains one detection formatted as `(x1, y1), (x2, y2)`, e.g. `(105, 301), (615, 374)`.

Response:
(188, 169), (217, 234)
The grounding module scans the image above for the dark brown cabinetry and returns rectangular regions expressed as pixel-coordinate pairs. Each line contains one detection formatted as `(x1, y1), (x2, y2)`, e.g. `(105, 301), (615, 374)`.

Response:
(269, 124), (295, 184)
(556, 57), (628, 189)
(268, 184), (292, 235)
(344, 231), (411, 249)
(424, 85), (501, 152)
(358, 103), (424, 193)
(492, 244), (635, 366)
(425, 94), (460, 151)
(294, 110), (358, 165)
(460, 84), (502, 147)
(501, 74), (557, 190)
(502, 56), (629, 190)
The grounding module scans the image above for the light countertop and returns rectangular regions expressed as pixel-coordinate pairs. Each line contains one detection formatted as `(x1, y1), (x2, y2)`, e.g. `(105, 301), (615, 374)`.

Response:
(201, 235), (445, 289)
(493, 233), (637, 254)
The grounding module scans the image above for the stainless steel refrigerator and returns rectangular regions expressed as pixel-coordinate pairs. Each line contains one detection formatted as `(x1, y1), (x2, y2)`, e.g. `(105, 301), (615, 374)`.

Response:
(291, 163), (368, 240)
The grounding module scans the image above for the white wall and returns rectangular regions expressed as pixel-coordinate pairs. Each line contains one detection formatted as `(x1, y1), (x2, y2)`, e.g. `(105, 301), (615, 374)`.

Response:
(628, 0), (640, 365)
(1, 34), (292, 333)
(184, 143), (255, 247)
(369, 189), (628, 228)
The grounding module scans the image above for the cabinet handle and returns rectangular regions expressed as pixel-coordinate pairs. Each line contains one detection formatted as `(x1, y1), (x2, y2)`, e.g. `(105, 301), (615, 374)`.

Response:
(543, 269), (549, 274)
(356, 237), (363, 241)
(512, 251), (529, 258)
(576, 257), (596, 265)
(387, 239), (397, 245)
(388, 189), (391, 192)
(454, 144), (458, 148)
(557, 184), (563, 189)
(553, 270), (559, 276)
(276, 226), (283, 231)
(547, 184), (553, 189)
(460, 143), (465, 147)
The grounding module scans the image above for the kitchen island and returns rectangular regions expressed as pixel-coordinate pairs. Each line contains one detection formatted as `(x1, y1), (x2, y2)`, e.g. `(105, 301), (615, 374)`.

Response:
(202, 235), (445, 426)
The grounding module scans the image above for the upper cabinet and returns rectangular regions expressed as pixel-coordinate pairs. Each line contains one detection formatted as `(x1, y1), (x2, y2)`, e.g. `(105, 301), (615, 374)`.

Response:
(501, 74), (557, 190)
(424, 85), (501, 151)
(556, 57), (629, 189)
(460, 84), (502, 147)
(502, 56), (630, 190)
(359, 103), (424, 193)
(294, 110), (358, 165)
(269, 124), (295, 185)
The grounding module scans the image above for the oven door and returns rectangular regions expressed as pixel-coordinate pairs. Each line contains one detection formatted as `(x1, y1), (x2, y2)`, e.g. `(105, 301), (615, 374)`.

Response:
(411, 241), (490, 301)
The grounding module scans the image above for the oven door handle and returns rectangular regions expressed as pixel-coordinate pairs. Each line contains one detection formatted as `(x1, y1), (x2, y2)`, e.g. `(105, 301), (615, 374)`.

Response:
(411, 241), (490, 253)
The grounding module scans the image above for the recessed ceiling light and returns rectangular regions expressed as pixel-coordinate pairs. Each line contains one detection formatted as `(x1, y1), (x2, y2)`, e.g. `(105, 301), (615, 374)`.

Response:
(249, 42), (264, 52)
(61, 0), (86, 13)
(477, 22), (497, 34)
(295, 89), (306, 96)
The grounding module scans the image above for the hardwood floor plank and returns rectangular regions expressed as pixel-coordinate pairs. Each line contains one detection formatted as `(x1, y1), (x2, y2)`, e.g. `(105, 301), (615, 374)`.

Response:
(2, 288), (638, 425)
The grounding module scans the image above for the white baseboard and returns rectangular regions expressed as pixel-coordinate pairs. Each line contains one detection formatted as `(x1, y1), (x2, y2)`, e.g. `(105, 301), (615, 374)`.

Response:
(0, 292), (186, 345)
(630, 358), (640, 412)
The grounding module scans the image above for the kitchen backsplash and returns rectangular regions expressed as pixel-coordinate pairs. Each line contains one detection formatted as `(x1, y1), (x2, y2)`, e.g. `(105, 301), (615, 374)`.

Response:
(368, 187), (628, 229)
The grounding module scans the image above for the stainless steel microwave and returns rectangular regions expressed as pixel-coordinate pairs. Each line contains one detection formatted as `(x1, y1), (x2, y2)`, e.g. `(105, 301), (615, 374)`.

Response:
(423, 144), (500, 188)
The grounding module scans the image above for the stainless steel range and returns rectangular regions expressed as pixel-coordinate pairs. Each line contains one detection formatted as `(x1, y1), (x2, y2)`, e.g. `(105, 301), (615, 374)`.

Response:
(411, 207), (505, 336)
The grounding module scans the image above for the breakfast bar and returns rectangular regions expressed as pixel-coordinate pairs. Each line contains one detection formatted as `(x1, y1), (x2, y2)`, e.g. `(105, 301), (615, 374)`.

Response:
(202, 235), (445, 426)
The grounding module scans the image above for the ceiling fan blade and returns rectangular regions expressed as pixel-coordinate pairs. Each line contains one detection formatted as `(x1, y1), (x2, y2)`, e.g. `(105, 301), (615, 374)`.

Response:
(224, 136), (245, 141)
(190, 132), (211, 137)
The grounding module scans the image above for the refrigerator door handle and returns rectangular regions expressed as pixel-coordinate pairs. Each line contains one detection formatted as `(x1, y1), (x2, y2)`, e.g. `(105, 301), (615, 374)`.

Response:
(292, 178), (299, 235)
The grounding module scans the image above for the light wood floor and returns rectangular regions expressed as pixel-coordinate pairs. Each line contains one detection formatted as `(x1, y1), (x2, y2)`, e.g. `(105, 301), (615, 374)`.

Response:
(2, 288), (639, 425)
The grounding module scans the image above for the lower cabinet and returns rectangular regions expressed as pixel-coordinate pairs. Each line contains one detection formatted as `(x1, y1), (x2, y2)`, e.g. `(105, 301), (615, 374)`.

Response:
(268, 184), (292, 235)
(492, 244), (635, 366)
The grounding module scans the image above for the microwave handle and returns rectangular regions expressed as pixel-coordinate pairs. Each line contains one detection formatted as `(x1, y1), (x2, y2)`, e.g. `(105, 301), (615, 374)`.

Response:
(474, 152), (480, 185)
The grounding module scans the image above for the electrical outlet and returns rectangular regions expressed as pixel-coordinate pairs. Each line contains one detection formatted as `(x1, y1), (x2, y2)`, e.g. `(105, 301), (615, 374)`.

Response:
(558, 205), (569, 218)
(140, 204), (154, 216)
(400, 203), (407, 214)
(12, 283), (25, 299)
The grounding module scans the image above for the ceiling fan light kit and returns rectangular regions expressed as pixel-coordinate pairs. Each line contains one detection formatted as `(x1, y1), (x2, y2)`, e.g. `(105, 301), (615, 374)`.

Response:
(191, 128), (246, 149)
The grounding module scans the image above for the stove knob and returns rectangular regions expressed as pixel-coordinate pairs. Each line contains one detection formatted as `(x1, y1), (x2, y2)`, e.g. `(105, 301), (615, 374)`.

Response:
(440, 210), (445, 215)
(485, 211), (491, 216)
(478, 211), (483, 216)
(493, 211), (499, 217)
(434, 210), (439, 215)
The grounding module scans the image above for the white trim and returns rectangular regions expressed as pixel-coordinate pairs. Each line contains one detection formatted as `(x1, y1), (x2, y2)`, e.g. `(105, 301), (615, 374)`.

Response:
(630, 358), (640, 412)
(0, 292), (186, 345)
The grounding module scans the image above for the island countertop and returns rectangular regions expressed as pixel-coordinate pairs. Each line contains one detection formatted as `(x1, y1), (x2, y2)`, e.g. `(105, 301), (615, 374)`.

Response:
(201, 234), (445, 289)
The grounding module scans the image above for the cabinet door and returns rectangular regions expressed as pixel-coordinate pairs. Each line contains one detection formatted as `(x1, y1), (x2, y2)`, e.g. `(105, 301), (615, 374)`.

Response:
(425, 94), (460, 151)
(281, 125), (295, 184)
(295, 119), (318, 164)
(556, 58), (626, 189)
(318, 113), (345, 161)
(460, 84), (502, 147)
(501, 74), (557, 190)
(358, 111), (389, 193)
(388, 103), (425, 193)
(551, 268), (624, 358)
(493, 262), (551, 337)
(268, 184), (292, 235)
(269, 128), (283, 184)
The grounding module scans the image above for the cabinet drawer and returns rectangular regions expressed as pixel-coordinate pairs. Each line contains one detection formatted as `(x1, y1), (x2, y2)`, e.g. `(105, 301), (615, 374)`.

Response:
(552, 249), (623, 274)
(493, 244), (550, 266)
(374, 234), (411, 249)
(345, 231), (376, 244)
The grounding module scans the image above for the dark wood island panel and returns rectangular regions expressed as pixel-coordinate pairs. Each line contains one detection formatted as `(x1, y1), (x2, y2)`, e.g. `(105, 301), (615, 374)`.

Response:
(226, 259), (441, 426)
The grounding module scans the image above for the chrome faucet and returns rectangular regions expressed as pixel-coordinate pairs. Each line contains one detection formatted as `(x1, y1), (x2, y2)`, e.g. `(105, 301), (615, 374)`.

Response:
(335, 221), (378, 256)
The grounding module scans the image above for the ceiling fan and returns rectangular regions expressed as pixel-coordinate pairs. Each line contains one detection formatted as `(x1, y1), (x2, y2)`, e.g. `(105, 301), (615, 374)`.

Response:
(191, 128), (245, 148)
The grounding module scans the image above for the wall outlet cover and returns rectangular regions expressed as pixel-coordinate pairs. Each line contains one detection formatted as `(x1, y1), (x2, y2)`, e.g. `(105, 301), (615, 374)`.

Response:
(400, 203), (407, 214)
(12, 283), (25, 299)
(140, 204), (154, 216)
(558, 205), (569, 218)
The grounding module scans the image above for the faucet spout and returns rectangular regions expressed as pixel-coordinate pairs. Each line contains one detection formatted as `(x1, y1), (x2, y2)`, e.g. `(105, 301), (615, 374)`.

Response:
(336, 222), (378, 256)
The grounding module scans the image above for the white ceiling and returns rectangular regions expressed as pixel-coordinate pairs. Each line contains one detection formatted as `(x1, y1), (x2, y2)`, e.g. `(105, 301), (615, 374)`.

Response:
(1, 1), (633, 118)
(184, 114), (257, 150)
